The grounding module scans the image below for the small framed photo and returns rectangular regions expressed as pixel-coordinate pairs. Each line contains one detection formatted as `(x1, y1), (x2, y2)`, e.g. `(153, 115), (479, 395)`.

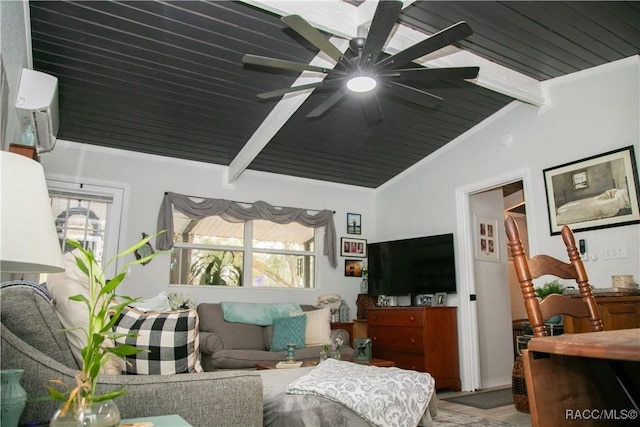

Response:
(341, 237), (367, 257)
(433, 292), (448, 306)
(346, 213), (361, 234)
(344, 259), (364, 277)
(474, 215), (499, 262)
(543, 146), (640, 235)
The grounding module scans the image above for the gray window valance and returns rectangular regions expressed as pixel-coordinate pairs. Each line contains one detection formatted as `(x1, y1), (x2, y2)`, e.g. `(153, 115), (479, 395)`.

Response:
(156, 192), (337, 268)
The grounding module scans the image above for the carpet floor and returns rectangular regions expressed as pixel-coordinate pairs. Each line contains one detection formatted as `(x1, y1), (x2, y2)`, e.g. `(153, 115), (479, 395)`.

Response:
(433, 408), (515, 426)
(441, 388), (514, 410)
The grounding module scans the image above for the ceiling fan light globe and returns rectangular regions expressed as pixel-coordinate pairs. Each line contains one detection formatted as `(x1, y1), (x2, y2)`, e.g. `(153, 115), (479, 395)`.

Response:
(346, 76), (377, 93)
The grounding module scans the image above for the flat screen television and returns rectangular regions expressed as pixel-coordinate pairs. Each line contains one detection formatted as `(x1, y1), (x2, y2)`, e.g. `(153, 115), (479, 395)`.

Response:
(367, 233), (457, 297)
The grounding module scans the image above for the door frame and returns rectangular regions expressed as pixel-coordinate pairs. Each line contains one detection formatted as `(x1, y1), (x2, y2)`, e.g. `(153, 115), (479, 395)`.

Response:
(454, 167), (537, 391)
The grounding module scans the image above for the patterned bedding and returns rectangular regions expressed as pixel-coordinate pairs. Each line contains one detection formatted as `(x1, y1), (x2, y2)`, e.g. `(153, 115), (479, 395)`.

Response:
(259, 360), (436, 427)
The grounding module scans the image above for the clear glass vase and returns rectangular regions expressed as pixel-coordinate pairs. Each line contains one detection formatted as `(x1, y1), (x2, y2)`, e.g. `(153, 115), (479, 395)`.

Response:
(50, 399), (120, 427)
(319, 348), (328, 361)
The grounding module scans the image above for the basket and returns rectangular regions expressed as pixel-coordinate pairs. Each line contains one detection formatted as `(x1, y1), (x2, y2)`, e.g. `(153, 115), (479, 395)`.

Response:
(512, 355), (530, 413)
(356, 294), (377, 320)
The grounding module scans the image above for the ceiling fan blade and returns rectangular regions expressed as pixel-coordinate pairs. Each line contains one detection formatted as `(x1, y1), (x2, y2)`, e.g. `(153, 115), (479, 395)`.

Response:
(374, 21), (473, 71)
(384, 81), (443, 109)
(242, 54), (346, 77)
(306, 87), (349, 118)
(282, 15), (354, 70)
(386, 66), (480, 82)
(361, 95), (384, 123)
(257, 79), (344, 99)
(359, 0), (403, 69)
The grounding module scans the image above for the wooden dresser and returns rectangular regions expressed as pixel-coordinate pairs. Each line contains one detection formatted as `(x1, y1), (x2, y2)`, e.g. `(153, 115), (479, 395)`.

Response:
(367, 306), (461, 391)
(563, 294), (640, 333)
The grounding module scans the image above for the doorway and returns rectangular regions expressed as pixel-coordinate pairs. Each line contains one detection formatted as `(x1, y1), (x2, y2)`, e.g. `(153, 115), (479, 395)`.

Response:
(454, 169), (534, 391)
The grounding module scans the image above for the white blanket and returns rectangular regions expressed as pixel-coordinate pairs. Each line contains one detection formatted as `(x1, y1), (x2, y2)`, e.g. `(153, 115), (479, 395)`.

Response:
(286, 359), (435, 427)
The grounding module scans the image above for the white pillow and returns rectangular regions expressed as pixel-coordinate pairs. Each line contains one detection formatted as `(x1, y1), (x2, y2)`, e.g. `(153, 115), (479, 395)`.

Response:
(129, 292), (171, 312)
(47, 250), (123, 375)
(292, 307), (331, 346)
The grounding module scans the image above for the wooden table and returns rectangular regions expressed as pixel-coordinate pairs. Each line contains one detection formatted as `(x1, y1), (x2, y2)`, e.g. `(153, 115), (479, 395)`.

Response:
(523, 328), (640, 426)
(255, 356), (395, 370)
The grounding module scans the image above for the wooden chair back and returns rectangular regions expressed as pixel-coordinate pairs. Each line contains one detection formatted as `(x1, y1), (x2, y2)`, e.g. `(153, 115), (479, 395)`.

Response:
(504, 215), (603, 337)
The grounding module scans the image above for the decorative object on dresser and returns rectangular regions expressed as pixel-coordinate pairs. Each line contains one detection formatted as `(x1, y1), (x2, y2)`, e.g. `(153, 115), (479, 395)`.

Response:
(355, 294), (377, 320)
(433, 292), (448, 306)
(367, 306), (461, 391)
(354, 338), (372, 363)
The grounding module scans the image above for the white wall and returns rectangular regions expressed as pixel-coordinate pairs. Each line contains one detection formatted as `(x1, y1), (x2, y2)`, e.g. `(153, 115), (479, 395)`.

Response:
(40, 141), (376, 317)
(375, 56), (640, 390)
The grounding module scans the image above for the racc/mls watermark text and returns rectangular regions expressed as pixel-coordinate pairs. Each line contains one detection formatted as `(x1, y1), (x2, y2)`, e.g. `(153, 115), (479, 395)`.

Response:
(566, 409), (638, 421)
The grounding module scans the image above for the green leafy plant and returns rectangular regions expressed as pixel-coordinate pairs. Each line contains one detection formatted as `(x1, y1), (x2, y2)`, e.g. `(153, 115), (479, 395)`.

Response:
(48, 233), (161, 415)
(535, 280), (565, 298)
(189, 251), (242, 286)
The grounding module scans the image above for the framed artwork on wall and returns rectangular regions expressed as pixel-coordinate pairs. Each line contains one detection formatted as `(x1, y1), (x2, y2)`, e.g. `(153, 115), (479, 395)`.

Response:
(344, 259), (364, 277)
(346, 213), (361, 234)
(474, 215), (499, 262)
(543, 146), (640, 235)
(341, 237), (367, 257)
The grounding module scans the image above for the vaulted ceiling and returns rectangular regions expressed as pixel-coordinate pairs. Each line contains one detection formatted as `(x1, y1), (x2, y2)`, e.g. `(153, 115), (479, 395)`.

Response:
(28, 1), (640, 188)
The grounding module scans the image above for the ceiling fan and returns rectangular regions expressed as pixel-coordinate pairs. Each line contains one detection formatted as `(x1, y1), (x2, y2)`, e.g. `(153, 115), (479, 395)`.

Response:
(242, 0), (479, 123)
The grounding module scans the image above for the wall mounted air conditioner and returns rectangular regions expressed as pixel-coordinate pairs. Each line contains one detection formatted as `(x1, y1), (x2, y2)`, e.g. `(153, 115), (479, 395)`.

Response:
(15, 68), (59, 153)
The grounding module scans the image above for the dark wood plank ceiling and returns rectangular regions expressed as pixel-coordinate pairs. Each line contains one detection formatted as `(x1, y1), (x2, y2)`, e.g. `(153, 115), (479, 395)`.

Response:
(28, 1), (640, 188)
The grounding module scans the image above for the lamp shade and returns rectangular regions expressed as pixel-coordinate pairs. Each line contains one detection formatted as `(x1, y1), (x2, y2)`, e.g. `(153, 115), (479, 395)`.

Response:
(1, 151), (64, 273)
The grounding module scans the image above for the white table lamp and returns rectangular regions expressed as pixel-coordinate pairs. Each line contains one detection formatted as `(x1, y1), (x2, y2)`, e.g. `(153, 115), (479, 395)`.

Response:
(1, 150), (64, 273)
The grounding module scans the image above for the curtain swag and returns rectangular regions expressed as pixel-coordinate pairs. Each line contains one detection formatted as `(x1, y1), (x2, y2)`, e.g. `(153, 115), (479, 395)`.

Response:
(156, 192), (338, 268)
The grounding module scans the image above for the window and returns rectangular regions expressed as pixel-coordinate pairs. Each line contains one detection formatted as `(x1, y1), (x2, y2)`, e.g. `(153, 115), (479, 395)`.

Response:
(573, 171), (588, 189)
(170, 212), (318, 288)
(47, 179), (124, 277)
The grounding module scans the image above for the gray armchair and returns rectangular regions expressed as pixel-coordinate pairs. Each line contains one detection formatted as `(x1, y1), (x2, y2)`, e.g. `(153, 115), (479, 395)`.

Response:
(0, 282), (263, 427)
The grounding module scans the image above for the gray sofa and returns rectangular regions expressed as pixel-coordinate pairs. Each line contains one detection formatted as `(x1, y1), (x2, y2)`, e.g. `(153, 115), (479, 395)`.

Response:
(198, 303), (354, 370)
(0, 282), (263, 427)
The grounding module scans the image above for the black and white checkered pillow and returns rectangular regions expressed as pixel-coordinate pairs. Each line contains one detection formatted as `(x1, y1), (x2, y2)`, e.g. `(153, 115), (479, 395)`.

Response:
(112, 306), (203, 375)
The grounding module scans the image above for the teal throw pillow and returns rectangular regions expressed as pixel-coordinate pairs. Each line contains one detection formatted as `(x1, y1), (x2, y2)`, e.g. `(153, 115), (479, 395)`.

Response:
(270, 315), (306, 352)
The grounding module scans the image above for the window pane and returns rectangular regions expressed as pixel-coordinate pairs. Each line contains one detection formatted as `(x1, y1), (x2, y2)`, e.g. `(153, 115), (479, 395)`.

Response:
(50, 196), (109, 263)
(171, 248), (243, 286)
(252, 220), (314, 251)
(252, 252), (314, 288)
(173, 212), (244, 246)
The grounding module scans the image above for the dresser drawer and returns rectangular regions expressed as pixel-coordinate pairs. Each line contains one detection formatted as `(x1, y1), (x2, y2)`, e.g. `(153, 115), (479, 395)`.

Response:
(369, 326), (425, 353)
(374, 349), (426, 372)
(368, 308), (426, 327)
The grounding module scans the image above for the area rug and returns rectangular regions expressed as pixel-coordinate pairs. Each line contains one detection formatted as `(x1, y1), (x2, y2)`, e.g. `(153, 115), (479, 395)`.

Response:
(441, 388), (514, 410)
(433, 408), (515, 426)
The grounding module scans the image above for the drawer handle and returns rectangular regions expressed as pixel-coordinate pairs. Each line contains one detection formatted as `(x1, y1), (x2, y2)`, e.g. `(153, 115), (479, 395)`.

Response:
(410, 338), (416, 344)
(409, 316), (415, 321)
(372, 336), (377, 341)
(372, 316), (377, 320)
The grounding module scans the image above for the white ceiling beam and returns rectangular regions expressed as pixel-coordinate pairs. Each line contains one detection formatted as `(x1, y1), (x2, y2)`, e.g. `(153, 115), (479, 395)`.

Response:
(227, 37), (349, 184)
(387, 24), (547, 106)
(240, 0), (546, 106)
(230, 0), (547, 183)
